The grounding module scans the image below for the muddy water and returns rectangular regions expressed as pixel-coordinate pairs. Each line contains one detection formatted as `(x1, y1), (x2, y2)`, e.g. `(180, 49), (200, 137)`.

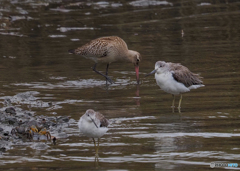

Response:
(0, 0), (240, 170)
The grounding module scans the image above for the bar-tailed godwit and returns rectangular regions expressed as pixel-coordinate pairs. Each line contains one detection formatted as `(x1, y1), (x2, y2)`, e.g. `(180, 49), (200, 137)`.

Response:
(69, 36), (141, 84)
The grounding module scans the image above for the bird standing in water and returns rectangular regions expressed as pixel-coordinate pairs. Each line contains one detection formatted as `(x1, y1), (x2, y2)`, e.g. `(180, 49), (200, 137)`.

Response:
(78, 109), (109, 155)
(69, 36), (141, 84)
(146, 61), (204, 112)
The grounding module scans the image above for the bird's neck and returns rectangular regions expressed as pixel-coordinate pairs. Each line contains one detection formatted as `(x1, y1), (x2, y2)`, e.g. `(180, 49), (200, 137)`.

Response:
(125, 50), (137, 63)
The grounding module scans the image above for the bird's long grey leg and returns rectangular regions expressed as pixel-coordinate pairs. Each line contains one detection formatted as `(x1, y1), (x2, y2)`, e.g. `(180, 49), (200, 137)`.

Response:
(96, 138), (100, 156)
(92, 138), (97, 154)
(106, 64), (109, 76)
(92, 63), (114, 84)
(106, 63), (109, 85)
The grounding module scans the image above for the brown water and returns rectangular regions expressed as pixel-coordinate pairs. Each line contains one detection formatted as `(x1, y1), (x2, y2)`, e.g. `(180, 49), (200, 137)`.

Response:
(0, 0), (240, 170)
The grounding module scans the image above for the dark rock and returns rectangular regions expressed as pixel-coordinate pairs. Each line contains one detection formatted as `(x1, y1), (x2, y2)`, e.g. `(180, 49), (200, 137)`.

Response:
(0, 147), (6, 152)
(62, 117), (70, 122)
(25, 112), (33, 116)
(49, 121), (57, 127)
(18, 120), (26, 125)
(57, 116), (70, 123)
(4, 98), (11, 106)
(5, 107), (16, 115)
(1, 136), (9, 141)
(48, 102), (53, 106)
(52, 137), (57, 145)
(48, 117), (56, 121)
(7, 117), (17, 125)
(3, 131), (9, 136)
(43, 121), (56, 127)
(0, 127), (3, 132)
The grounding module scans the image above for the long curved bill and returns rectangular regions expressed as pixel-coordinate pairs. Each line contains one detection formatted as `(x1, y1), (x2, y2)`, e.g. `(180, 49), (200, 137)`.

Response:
(135, 65), (140, 84)
(145, 69), (157, 77)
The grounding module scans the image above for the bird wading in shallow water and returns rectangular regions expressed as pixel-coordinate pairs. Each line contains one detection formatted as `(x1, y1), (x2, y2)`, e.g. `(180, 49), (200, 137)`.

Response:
(69, 36), (141, 84)
(146, 61), (205, 112)
(78, 109), (109, 155)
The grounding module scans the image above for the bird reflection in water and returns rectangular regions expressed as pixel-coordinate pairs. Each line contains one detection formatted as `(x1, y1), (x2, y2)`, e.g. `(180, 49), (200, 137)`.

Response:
(135, 84), (141, 106)
(94, 155), (99, 168)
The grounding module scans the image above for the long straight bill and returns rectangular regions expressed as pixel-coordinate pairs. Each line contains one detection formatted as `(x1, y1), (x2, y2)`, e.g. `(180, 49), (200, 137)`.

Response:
(89, 116), (98, 128)
(135, 65), (140, 84)
(145, 69), (157, 77)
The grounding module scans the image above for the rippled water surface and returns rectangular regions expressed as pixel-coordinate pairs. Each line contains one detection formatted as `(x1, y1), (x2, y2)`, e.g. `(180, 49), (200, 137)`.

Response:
(0, 0), (240, 170)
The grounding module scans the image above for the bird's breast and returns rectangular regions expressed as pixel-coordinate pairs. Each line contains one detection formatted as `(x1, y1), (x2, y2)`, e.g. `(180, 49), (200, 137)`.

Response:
(155, 72), (190, 94)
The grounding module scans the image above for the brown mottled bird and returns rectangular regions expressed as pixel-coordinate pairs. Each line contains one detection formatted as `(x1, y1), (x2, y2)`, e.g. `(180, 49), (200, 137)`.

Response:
(68, 36), (141, 84)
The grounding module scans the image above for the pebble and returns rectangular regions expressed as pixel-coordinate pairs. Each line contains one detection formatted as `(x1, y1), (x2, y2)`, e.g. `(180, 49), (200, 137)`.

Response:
(5, 107), (16, 115)
(7, 117), (17, 125)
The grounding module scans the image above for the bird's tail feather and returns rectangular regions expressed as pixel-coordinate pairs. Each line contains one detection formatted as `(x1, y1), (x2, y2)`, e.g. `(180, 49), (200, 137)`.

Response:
(68, 49), (76, 54)
(188, 84), (205, 90)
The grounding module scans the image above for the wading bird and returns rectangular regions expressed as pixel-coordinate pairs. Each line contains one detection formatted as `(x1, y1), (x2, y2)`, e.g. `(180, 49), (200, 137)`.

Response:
(146, 61), (204, 112)
(78, 109), (109, 155)
(69, 36), (141, 84)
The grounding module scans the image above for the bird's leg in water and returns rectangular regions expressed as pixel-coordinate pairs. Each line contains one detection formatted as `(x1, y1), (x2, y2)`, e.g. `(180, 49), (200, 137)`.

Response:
(171, 95), (175, 113)
(178, 94), (182, 113)
(92, 138), (97, 154)
(96, 138), (100, 155)
(105, 63), (109, 85)
(92, 63), (114, 84)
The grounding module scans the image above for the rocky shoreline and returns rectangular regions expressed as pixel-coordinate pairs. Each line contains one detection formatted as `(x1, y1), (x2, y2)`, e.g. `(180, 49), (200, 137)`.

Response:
(0, 92), (74, 152)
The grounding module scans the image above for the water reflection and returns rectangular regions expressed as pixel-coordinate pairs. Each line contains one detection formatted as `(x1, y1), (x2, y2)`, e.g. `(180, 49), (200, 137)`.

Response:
(134, 85), (140, 106)
(94, 155), (99, 168)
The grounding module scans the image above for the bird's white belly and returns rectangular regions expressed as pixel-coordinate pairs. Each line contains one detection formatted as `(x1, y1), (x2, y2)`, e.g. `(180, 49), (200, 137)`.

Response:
(78, 119), (108, 138)
(155, 72), (190, 95)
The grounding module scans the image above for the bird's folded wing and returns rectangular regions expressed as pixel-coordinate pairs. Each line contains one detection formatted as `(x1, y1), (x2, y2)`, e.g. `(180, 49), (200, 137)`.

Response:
(95, 112), (109, 127)
(172, 65), (203, 87)
(75, 37), (116, 58)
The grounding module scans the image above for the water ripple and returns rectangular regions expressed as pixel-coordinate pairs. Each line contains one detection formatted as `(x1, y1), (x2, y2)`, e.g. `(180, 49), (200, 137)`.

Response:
(127, 132), (240, 138)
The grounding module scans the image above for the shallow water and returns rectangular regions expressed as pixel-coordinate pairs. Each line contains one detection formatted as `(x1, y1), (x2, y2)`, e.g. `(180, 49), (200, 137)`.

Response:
(0, 0), (240, 170)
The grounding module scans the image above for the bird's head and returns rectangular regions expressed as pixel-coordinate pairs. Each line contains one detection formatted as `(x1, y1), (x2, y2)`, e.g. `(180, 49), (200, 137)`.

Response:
(84, 109), (95, 122)
(128, 50), (141, 66)
(128, 50), (142, 84)
(83, 109), (98, 128)
(145, 61), (167, 77)
(155, 61), (167, 73)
